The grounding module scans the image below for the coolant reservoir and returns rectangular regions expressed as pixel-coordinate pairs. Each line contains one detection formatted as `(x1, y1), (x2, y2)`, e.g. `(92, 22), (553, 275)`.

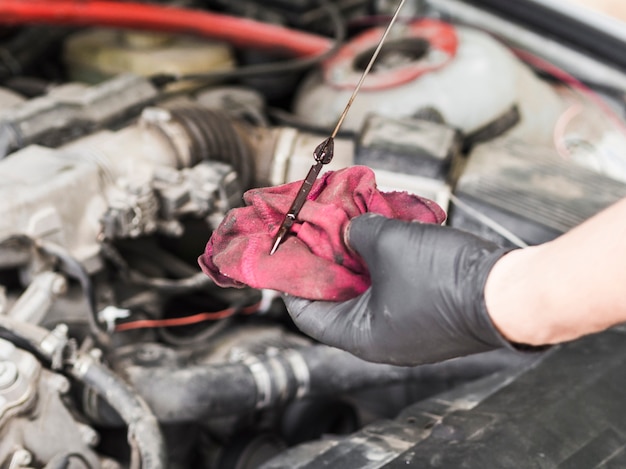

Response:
(293, 19), (564, 143)
(63, 29), (235, 89)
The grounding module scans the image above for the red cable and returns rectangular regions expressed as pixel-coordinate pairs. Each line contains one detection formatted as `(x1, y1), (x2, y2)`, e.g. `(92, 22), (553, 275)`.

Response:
(514, 48), (626, 136)
(0, 0), (332, 58)
(115, 303), (260, 332)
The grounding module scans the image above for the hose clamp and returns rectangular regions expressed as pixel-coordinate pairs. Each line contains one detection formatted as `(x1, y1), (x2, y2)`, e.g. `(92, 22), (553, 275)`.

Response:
(243, 355), (273, 409)
(283, 349), (310, 399)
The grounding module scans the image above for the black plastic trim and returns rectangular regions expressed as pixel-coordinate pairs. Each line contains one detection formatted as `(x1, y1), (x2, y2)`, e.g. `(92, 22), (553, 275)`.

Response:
(461, 0), (626, 75)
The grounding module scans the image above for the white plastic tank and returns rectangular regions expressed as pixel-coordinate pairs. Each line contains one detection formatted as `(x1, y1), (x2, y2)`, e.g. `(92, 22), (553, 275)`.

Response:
(63, 29), (236, 91)
(293, 20), (564, 144)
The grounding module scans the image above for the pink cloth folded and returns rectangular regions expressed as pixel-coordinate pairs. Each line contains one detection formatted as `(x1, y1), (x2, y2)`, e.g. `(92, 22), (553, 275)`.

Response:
(199, 166), (446, 301)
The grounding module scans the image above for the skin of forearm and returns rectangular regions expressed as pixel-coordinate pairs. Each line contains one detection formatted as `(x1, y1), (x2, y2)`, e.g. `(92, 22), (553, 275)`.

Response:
(567, 0), (626, 23)
(485, 197), (626, 346)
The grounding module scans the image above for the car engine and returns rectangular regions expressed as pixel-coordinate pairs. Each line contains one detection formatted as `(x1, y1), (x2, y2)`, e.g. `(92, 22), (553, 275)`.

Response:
(0, 1), (625, 468)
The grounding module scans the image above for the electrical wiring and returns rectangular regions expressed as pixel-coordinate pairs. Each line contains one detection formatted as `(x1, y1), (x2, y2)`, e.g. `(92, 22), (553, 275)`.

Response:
(0, 323), (50, 365)
(0, 1), (332, 58)
(115, 303), (260, 332)
(0, 235), (109, 344)
(102, 241), (216, 294)
(157, 314), (232, 346)
(0, 0), (347, 97)
(38, 241), (107, 340)
(129, 271), (213, 294)
(156, 0), (347, 85)
(158, 289), (265, 345)
(267, 106), (356, 138)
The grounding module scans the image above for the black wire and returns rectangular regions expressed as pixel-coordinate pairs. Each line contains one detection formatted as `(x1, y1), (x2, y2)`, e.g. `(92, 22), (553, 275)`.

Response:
(38, 243), (96, 316)
(156, 288), (261, 346)
(0, 233), (107, 346)
(0, 326), (50, 364)
(116, 239), (200, 278)
(101, 241), (214, 294)
(43, 452), (94, 469)
(267, 106), (357, 138)
(129, 271), (213, 293)
(150, 0), (346, 87)
(157, 315), (232, 346)
(532, 68), (626, 106)
(38, 241), (109, 345)
(2, 76), (52, 98)
(66, 453), (94, 469)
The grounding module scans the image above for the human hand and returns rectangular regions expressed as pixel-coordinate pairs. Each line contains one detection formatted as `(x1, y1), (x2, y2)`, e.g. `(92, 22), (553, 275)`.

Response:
(283, 214), (513, 365)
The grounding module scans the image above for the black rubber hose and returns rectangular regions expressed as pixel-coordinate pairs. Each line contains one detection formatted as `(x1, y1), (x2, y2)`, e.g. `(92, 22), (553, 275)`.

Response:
(115, 239), (201, 278)
(102, 241), (214, 294)
(0, 315), (51, 364)
(2, 76), (51, 98)
(70, 354), (167, 469)
(118, 346), (534, 424)
(0, 315), (166, 469)
(151, 0), (346, 86)
(128, 271), (213, 294)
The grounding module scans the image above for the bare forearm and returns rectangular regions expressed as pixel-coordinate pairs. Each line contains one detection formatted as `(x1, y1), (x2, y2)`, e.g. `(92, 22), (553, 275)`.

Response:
(486, 197), (626, 345)
(567, 0), (626, 22)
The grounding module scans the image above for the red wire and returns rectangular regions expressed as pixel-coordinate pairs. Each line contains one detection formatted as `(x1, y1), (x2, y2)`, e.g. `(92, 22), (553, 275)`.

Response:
(513, 48), (626, 136)
(0, 0), (332, 58)
(115, 303), (260, 332)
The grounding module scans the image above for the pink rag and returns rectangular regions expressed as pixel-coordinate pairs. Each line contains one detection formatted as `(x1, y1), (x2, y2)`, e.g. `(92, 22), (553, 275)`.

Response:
(198, 166), (446, 301)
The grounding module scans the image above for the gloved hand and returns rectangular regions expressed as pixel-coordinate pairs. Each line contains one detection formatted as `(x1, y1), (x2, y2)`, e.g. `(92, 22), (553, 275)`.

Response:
(283, 213), (514, 366)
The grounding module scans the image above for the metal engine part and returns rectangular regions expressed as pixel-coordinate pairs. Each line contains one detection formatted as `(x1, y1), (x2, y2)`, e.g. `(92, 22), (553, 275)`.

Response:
(269, 123), (452, 213)
(355, 114), (462, 180)
(451, 138), (626, 246)
(0, 338), (106, 469)
(111, 341), (530, 425)
(0, 1), (624, 468)
(0, 103), (252, 270)
(0, 74), (159, 158)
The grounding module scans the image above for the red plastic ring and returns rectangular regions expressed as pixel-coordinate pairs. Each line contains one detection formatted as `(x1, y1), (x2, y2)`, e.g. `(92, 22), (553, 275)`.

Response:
(324, 19), (458, 91)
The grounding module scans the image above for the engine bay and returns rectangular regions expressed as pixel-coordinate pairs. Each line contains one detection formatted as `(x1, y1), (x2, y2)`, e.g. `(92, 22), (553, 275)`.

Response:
(0, 1), (626, 467)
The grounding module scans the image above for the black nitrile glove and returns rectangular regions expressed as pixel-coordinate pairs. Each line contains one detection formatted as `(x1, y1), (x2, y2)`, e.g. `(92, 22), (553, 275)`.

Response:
(283, 213), (514, 366)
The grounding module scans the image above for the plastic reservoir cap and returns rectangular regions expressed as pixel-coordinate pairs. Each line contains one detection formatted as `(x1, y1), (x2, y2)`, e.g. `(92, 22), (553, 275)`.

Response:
(323, 19), (458, 91)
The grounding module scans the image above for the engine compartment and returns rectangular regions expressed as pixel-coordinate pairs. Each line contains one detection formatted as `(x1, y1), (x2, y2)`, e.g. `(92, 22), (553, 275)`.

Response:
(0, 1), (625, 467)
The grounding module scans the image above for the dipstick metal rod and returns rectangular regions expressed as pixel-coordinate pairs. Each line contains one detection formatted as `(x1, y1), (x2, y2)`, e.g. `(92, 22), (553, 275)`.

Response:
(270, 0), (408, 255)
(328, 0), (408, 140)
